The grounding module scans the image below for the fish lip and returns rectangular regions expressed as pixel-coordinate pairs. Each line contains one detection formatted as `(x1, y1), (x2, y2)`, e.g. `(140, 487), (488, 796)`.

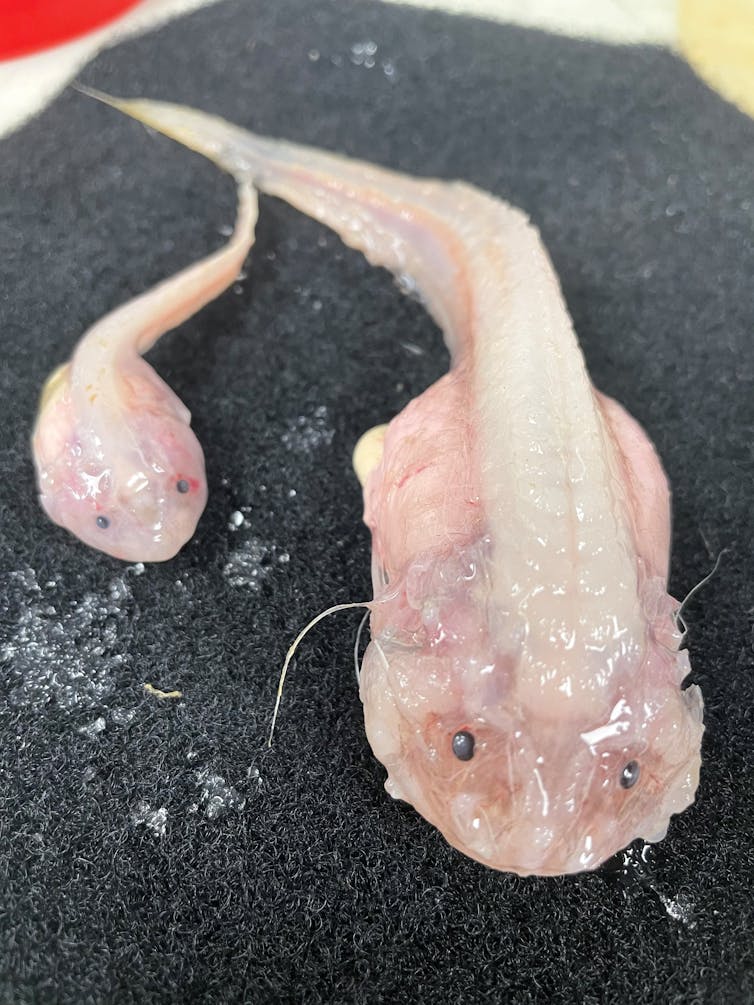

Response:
(634, 760), (699, 843)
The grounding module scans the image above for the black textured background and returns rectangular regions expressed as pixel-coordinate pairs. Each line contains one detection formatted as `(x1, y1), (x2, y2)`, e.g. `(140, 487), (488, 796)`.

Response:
(1, 1), (753, 1001)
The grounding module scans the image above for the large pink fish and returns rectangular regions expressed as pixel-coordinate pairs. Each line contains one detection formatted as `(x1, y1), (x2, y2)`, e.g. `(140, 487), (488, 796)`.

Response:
(53, 92), (704, 875)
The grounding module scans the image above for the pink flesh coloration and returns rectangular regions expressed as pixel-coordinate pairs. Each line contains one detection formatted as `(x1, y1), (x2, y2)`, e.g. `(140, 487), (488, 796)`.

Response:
(89, 94), (704, 875)
(32, 176), (257, 561)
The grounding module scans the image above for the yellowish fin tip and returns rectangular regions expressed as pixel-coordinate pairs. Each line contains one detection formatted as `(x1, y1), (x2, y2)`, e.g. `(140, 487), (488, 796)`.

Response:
(353, 423), (389, 487)
(38, 363), (70, 414)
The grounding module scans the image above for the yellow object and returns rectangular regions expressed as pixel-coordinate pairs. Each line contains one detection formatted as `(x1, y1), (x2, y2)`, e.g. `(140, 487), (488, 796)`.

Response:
(352, 424), (389, 487)
(679, 0), (754, 118)
(38, 362), (69, 413)
(143, 682), (183, 699)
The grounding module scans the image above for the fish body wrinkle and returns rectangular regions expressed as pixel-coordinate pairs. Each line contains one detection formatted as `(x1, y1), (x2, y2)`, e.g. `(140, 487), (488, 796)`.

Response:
(82, 92), (703, 875)
(32, 173), (258, 561)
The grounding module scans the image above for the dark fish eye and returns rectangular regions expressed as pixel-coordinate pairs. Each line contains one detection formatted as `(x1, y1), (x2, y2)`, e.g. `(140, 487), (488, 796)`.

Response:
(96, 515), (110, 530)
(176, 479), (190, 494)
(452, 730), (475, 761)
(620, 760), (640, 789)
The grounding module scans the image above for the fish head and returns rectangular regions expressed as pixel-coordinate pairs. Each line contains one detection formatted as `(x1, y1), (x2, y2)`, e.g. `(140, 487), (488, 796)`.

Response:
(32, 362), (208, 562)
(360, 564), (704, 876)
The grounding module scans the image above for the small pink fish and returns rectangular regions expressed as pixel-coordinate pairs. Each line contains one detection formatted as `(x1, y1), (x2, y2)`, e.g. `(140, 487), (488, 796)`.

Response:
(73, 92), (704, 875)
(32, 159), (257, 561)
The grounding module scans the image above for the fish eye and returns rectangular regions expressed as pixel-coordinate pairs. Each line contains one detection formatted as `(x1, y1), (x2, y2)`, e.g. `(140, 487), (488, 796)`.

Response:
(96, 515), (110, 530)
(620, 760), (640, 789)
(176, 479), (190, 494)
(452, 730), (475, 761)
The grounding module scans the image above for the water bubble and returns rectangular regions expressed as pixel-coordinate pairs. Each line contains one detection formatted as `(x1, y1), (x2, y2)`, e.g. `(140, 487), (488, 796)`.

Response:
(131, 801), (168, 837)
(382, 59), (396, 80)
(1, 569), (131, 711)
(351, 41), (379, 68)
(400, 341), (424, 357)
(281, 404), (334, 452)
(78, 716), (106, 740)
(195, 767), (245, 819)
(224, 538), (271, 590)
(111, 707), (136, 727)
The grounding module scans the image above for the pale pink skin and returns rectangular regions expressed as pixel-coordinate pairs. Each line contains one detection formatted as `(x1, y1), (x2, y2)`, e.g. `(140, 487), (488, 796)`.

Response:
(32, 180), (257, 562)
(85, 96), (704, 875)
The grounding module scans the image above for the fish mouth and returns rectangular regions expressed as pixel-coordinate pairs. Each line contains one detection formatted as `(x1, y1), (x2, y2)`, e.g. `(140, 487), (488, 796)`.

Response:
(445, 804), (517, 871)
(446, 791), (561, 875)
(441, 761), (691, 877)
(635, 759), (700, 844)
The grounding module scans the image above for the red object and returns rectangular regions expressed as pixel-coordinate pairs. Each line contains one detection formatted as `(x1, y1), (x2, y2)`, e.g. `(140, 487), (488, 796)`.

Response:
(0, 0), (143, 61)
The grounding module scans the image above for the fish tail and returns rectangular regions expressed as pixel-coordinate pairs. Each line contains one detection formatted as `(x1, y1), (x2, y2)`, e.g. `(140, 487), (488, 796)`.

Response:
(76, 87), (477, 354)
(75, 85), (267, 181)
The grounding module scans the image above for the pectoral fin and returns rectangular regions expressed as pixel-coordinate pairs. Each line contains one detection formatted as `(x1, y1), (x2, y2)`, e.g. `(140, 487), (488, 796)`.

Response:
(353, 423), (389, 487)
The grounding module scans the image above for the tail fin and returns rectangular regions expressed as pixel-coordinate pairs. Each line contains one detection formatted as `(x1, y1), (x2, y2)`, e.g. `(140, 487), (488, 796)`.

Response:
(76, 86), (477, 353)
(76, 85), (253, 180)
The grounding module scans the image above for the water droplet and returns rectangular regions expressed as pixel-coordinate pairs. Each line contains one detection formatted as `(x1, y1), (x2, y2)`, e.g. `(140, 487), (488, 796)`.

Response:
(281, 405), (334, 452)
(1, 568), (132, 711)
(224, 538), (272, 590)
(195, 767), (245, 819)
(111, 707), (136, 727)
(400, 341), (424, 356)
(131, 802), (168, 837)
(78, 716), (106, 740)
